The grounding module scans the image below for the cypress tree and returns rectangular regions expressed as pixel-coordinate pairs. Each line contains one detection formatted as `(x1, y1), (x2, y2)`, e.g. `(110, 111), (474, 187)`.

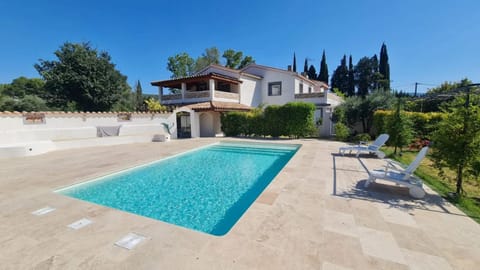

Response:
(293, 53), (297, 72)
(318, 50), (329, 83)
(379, 43), (390, 90)
(307, 65), (317, 80)
(347, 55), (355, 96)
(371, 54), (380, 91)
(304, 58), (308, 74)
(134, 80), (143, 111)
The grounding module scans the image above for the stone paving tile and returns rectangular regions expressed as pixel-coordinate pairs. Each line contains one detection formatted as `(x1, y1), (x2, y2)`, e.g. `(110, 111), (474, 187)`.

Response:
(388, 223), (443, 256)
(376, 204), (418, 228)
(401, 248), (453, 270)
(316, 231), (370, 270)
(322, 261), (354, 270)
(350, 199), (391, 232)
(357, 226), (406, 265)
(324, 209), (358, 238)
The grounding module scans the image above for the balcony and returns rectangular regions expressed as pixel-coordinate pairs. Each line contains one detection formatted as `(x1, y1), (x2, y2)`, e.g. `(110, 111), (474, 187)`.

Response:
(160, 90), (239, 105)
(152, 73), (242, 105)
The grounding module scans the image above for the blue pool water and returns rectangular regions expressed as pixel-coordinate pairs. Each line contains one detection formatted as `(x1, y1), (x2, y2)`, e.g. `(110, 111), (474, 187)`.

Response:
(56, 141), (299, 236)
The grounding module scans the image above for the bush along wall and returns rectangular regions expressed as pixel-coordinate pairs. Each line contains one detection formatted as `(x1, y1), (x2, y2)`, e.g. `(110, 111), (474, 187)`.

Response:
(221, 102), (316, 138)
(373, 110), (444, 139)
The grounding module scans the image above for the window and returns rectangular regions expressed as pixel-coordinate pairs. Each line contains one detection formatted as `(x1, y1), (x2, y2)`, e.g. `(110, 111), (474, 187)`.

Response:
(299, 83), (304, 94)
(308, 86), (312, 93)
(268, 82), (282, 96)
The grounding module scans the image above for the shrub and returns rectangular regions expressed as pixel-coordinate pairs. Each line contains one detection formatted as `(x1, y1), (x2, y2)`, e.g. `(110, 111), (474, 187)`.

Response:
(220, 112), (248, 136)
(247, 107), (267, 136)
(221, 102), (317, 138)
(373, 109), (444, 139)
(335, 123), (350, 141)
(145, 98), (166, 112)
(264, 105), (283, 137)
(281, 102), (316, 138)
(353, 133), (371, 143)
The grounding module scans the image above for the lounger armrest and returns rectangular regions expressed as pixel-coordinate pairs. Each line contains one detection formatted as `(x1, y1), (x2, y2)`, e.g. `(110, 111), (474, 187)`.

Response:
(382, 159), (405, 172)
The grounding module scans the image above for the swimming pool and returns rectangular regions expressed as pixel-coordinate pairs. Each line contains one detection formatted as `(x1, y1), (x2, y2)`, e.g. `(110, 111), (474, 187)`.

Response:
(56, 141), (299, 236)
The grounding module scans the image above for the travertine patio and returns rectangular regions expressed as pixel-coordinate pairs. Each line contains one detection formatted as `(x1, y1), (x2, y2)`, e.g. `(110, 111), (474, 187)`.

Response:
(1, 138), (479, 269)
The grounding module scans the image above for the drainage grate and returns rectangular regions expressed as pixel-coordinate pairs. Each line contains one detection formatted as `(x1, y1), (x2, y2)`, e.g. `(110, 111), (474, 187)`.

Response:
(115, 233), (147, 250)
(31, 206), (56, 216)
(67, 218), (93, 230)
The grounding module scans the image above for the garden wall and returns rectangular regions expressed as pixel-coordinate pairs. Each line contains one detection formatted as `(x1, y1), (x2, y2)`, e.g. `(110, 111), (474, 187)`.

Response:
(0, 111), (175, 157)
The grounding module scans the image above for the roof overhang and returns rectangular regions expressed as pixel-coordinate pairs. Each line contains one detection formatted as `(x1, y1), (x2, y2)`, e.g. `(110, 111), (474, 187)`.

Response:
(187, 101), (252, 112)
(151, 73), (242, 88)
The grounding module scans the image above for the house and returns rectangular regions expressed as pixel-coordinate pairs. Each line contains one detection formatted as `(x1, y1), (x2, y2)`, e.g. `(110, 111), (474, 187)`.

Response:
(151, 63), (342, 138)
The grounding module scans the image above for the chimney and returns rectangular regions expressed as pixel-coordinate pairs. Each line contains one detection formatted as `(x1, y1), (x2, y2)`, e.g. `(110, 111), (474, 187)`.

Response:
(287, 65), (292, 71)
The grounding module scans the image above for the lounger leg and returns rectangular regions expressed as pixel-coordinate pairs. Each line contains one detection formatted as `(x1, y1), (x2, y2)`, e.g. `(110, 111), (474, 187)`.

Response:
(365, 176), (375, 187)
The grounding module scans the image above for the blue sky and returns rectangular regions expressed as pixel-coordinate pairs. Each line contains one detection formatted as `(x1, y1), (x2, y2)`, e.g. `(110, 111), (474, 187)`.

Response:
(1, 0), (479, 94)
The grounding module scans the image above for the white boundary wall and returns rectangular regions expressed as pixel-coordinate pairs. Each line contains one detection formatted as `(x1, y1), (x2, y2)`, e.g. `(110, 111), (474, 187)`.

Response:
(0, 111), (176, 158)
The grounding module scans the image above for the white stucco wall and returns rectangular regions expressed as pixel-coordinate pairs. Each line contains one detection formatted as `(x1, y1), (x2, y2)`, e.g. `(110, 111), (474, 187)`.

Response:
(239, 76), (261, 107)
(294, 78), (317, 94)
(242, 66), (296, 106)
(0, 112), (174, 144)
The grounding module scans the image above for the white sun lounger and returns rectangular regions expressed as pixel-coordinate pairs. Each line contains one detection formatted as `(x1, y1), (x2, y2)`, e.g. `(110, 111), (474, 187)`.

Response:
(339, 134), (389, 158)
(365, 147), (428, 199)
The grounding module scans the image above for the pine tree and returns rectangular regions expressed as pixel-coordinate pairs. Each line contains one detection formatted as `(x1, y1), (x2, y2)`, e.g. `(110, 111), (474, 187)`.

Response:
(318, 50), (329, 83)
(331, 55), (349, 94)
(379, 43), (390, 90)
(347, 55), (355, 96)
(304, 58), (308, 74)
(293, 53), (297, 72)
(307, 65), (317, 80)
(134, 80), (143, 111)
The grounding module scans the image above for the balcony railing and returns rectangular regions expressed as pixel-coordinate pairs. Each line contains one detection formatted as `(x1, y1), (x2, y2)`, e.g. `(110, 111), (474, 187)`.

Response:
(162, 93), (182, 101)
(185, 90), (210, 99)
(160, 90), (239, 104)
(214, 91), (239, 100)
(294, 92), (325, 99)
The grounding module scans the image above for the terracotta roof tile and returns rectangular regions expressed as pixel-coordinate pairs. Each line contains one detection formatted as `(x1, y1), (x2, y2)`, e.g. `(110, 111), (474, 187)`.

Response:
(187, 101), (252, 112)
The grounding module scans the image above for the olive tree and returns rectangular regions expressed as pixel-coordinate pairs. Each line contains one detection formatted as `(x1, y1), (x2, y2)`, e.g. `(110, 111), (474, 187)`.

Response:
(431, 94), (480, 196)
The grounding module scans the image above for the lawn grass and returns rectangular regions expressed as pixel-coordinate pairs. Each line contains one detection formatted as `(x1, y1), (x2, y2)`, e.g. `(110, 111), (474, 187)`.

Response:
(382, 146), (480, 223)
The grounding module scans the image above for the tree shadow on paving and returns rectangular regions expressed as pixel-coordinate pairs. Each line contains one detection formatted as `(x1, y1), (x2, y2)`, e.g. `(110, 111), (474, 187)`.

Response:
(332, 153), (477, 219)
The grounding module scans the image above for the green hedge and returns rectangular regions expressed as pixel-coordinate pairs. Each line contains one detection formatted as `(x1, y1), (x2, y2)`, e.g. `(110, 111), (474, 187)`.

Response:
(373, 110), (444, 138)
(221, 102), (316, 138)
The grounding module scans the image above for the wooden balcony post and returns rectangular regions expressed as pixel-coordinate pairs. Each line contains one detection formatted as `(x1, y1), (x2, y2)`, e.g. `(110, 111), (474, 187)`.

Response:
(209, 79), (215, 99)
(158, 86), (163, 103)
(181, 82), (186, 101)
